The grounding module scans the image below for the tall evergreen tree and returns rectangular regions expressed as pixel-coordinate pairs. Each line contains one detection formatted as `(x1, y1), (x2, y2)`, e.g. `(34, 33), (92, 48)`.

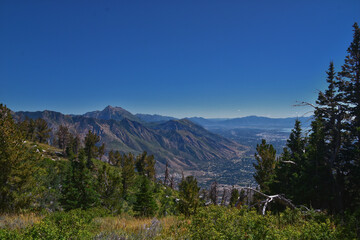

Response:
(178, 176), (200, 217)
(84, 130), (100, 168)
(229, 187), (240, 207)
(67, 133), (80, 155)
(314, 61), (346, 212)
(114, 150), (122, 166)
(133, 176), (157, 217)
(0, 104), (38, 212)
(60, 150), (99, 210)
(97, 163), (122, 212)
(56, 125), (70, 153)
(121, 153), (136, 198)
(108, 150), (115, 165)
(304, 116), (331, 209)
(98, 143), (105, 161)
(253, 139), (276, 194)
(18, 117), (36, 141)
(164, 161), (170, 186)
(135, 151), (156, 180)
(35, 118), (51, 143)
(338, 23), (360, 210)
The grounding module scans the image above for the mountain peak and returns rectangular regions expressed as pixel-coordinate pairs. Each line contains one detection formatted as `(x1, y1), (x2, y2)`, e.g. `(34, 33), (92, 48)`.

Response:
(84, 106), (140, 122)
(104, 105), (124, 111)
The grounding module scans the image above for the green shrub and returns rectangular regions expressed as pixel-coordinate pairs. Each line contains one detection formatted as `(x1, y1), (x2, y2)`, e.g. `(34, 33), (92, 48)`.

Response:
(188, 206), (340, 240)
(23, 209), (98, 239)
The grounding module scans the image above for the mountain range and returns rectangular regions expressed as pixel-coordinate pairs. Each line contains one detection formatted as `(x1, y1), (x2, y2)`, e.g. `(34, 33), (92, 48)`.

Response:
(14, 105), (310, 185)
(15, 106), (248, 183)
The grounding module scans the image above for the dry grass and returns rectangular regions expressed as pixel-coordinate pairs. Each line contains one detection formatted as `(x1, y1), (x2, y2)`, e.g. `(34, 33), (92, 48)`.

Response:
(94, 215), (190, 239)
(0, 213), (42, 230)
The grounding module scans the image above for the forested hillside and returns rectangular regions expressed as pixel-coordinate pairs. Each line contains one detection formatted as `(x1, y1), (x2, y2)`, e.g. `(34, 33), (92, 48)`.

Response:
(14, 106), (248, 185)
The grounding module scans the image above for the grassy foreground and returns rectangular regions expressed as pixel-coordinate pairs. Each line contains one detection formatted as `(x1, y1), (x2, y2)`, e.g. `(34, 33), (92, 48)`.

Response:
(0, 206), (357, 240)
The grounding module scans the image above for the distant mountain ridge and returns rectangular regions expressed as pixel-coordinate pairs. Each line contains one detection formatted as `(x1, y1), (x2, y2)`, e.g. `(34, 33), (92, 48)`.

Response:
(14, 105), (311, 185)
(14, 106), (247, 181)
(135, 113), (176, 123)
(188, 116), (312, 129)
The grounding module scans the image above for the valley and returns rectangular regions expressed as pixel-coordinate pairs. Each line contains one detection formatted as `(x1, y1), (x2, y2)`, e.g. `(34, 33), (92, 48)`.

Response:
(14, 105), (309, 187)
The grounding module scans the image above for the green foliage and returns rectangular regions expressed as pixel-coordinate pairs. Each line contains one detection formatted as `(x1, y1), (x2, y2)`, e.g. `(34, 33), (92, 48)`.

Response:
(0, 104), (38, 212)
(17, 117), (36, 141)
(33, 157), (68, 212)
(271, 120), (307, 204)
(60, 150), (100, 211)
(178, 176), (200, 217)
(66, 134), (80, 155)
(121, 153), (136, 198)
(25, 209), (96, 239)
(229, 187), (239, 207)
(253, 139), (277, 194)
(98, 143), (105, 161)
(133, 176), (158, 217)
(188, 206), (339, 240)
(96, 161), (123, 213)
(0, 209), (106, 240)
(83, 130), (100, 167)
(135, 151), (156, 180)
(56, 125), (70, 153)
(158, 185), (179, 216)
(267, 24), (360, 215)
(34, 118), (51, 143)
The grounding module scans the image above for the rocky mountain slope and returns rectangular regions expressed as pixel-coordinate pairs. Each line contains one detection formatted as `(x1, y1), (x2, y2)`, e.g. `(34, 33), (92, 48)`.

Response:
(15, 106), (248, 182)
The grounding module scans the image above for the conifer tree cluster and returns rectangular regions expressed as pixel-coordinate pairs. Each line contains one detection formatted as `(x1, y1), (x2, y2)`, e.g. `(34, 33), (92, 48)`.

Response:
(254, 23), (360, 214)
(0, 108), (171, 216)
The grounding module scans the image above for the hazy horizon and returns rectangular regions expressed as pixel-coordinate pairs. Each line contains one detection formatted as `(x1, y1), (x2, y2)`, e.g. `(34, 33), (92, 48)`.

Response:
(11, 104), (313, 119)
(1, 1), (359, 118)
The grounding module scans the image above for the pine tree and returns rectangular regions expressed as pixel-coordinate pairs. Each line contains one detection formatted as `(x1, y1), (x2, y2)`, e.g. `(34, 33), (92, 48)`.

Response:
(304, 116), (331, 209)
(178, 176), (200, 217)
(135, 151), (156, 180)
(121, 153), (136, 198)
(56, 125), (70, 153)
(35, 118), (51, 143)
(114, 150), (122, 166)
(269, 120), (309, 205)
(338, 23), (360, 210)
(253, 139), (276, 194)
(108, 150), (115, 165)
(98, 143), (105, 161)
(145, 154), (156, 180)
(229, 187), (240, 207)
(18, 117), (36, 141)
(134, 176), (157, 217)
(314, 62), (346, 212)
(164, 161), (170, 186)
(97, 163), (122, 212)
(60, 150), (99, 210)
(0, 104), (38, 212)
(135, 151), (146, 175)
(84, 130), (100, 168)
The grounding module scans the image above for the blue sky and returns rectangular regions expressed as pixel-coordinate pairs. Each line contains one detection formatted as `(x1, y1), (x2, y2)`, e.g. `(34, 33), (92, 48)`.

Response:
(1, 0), (359, 118)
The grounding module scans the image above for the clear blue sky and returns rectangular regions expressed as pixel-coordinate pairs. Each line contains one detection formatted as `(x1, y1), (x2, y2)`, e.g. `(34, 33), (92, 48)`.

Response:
(1, 0), (359, 118)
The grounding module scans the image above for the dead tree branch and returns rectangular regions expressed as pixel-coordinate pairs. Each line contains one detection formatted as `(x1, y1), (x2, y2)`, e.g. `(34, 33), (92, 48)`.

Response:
(238, 187), (296, 215)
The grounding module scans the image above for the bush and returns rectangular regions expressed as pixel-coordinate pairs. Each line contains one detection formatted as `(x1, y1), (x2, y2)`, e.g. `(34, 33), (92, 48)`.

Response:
(0, 209), (102, 240)
(188, 206), (340, 240)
